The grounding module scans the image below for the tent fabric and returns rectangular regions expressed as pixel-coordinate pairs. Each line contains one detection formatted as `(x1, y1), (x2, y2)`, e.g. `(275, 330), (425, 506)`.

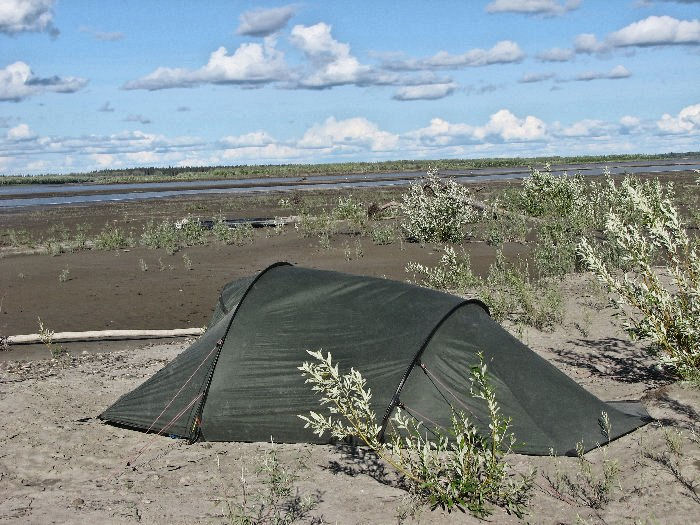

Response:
(100, 262), (650, 456)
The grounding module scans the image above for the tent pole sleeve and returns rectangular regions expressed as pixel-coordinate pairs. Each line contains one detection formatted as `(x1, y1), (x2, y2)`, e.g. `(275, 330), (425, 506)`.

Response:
(378, 299), (489, 442)
(187, 261), (293, 441)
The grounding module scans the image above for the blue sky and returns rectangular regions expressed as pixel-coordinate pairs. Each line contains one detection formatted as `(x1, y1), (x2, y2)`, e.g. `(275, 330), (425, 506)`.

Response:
(0, 0), (699, 175)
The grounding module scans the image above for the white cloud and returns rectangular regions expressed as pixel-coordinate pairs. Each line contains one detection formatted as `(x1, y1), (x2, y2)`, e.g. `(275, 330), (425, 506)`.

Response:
(0, 0), (57, 36)
(555, 119), (612, 137)
(7, 123), (35, 141)
(574, 33), (608, 54)
(575, 15), (700, 56)
(91, 153), (116, 167)
(297, 116), (399, 151)
(0, 61), (88, 102)
(574, 65), (631, 81)
(619, 115), (645, 134)
(222, 143), (303, 160)
(393, 82), (457, 101)
(620, 115), (641, 128)
(382, 40), (524, 71)
(485, 0), (581, 16)
(406, 118), (476, 147)
(657, 103), (700, 134)
(406, 110), (546, 147)
(473, 109), (547, 141)
(608, 15), (700, 47)
(236, 5), (296, 37)
(519, 72), (555, 83)
(124, 40), (288, 90)
(221, 131), (276, 147)
(536, 47), (575, 62)
(289, 23), (370, 88)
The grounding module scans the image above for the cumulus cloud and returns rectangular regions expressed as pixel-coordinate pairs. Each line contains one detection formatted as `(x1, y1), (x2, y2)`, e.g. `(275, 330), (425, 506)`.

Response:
(289, 23), (371, 88)
(619, 115), (644, 134)
(236, 5), (296, 37)
(575, 15), (700, 55)
(536, 47), (575, 62)
(123, 40), (288, 90)
(519, 72), (555, 83)
(608, 15), (700, 47)
(407, 110), (546, 146)
(0, 0), (57, 36)
(6, 123), (35, 141)
(573, 65), (631, 81)
(381, 40), (524, 71)
(657, 103), (700, 134)
(392, 82), (457, 100)
(0, 61), (88, 102)
(574, 33), (608, 54)
(554, 119), (613, 137)
(485, 0), (581, 16)
(221, 131), (276, 147)
(297, 116), (399, 152)
(474, 109), (547, 141)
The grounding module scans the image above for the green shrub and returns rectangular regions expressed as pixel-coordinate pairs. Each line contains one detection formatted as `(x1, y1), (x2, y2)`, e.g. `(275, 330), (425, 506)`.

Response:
(406, 246), (479, 292)
(332, 196), (368, 234)
(370, 224), (395, 245)
(400, 170), (477, 243)
(299, 350), (534, 518)
(578, 176), (700, 381)
(141, 219), (179, 253)
(95, 224), (132, 250)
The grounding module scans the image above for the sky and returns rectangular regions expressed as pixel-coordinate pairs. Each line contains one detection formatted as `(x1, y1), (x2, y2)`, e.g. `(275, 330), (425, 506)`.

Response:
(0, 0), (699, 175)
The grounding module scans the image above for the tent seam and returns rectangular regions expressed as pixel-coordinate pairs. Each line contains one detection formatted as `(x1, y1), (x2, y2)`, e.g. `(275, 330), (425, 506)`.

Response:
(378, 299), (489, 441)
(193, 261), (293, 439)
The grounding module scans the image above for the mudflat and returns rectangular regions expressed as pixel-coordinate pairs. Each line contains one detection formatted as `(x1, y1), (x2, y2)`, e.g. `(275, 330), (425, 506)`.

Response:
(1, 175), (699, 523)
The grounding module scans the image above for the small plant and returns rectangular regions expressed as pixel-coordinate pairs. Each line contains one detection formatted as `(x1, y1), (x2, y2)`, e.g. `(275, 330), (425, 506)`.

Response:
(183, 253), (193, 270)
(332, 195), (368, 234)
(139, 258), (148, 272)
(58, 266), (70, 283)
(578, 176), (700, 381)
(400, 169), (477, 243)
(37, 317), (67, 358)
(641, 427), (699, 504)
(406, 246), (479, 292)
(95, 223), (131, 250)
(299, 350), (534, 518)
(216, 443), (320, 524)
(141, 219), (180, 253)
(370, 224), (394, 245)
(544, 412), (620, 511)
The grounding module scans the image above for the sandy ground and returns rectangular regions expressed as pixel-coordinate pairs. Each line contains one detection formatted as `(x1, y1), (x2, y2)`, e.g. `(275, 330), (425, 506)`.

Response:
(1, 276), (699, 524)
(1, 177), (700, 523)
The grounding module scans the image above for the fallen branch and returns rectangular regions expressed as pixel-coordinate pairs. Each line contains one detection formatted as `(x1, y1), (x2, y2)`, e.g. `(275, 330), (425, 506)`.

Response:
(6, 328), (205, 346)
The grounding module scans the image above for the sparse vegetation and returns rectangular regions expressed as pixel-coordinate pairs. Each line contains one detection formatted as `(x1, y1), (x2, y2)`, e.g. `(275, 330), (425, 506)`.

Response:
(299, 350), (534, 519)
(578, 175), (700, 381)
(95, 223), (132, 250)
(216, 443), (320, 525)
(58, 266), (70, 283)
(400, 169), (478, 243)
(37, 317), (67, 358)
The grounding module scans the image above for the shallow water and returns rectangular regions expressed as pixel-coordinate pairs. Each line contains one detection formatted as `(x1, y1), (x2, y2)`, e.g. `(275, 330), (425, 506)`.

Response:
(2, 160), (699, 208)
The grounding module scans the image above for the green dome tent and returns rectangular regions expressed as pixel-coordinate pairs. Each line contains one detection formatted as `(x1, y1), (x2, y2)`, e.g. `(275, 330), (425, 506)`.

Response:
(100, 262), (649, 456)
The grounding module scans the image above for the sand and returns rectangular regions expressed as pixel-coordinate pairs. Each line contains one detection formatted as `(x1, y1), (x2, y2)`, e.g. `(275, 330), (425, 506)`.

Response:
(1, 178), (699, 523)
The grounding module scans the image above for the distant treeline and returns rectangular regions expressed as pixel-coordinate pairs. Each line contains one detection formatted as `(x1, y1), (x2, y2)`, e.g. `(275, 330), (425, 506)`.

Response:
(1, 152), (698, 186)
